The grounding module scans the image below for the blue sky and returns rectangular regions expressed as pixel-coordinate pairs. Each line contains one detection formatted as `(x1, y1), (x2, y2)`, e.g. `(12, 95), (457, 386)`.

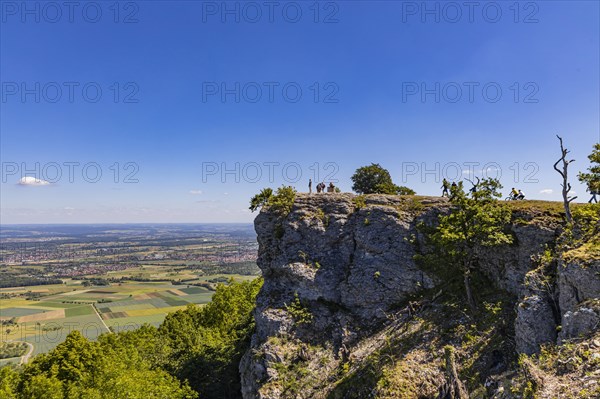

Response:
(1, 0), (599, 223)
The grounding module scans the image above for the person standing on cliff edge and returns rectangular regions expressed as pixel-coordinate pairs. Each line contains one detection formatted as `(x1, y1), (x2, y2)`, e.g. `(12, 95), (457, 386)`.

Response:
(449, 181), (458, 199)
(441, 178), (449, 197)
(309, 179), (312, 194)
(588, 184), (598, 203)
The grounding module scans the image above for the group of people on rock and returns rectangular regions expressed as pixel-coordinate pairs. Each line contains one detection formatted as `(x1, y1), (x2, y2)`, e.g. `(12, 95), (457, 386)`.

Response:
(304, 177), (597, 203)
(439, 178), (600, 203)
(309, 179), (336, 194)
(440, 178), (526, 200)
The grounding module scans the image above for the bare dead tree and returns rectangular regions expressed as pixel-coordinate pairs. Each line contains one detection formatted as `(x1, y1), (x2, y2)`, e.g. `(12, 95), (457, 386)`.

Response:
(553, 135), (577, 223)
(465, 176), (480, 198)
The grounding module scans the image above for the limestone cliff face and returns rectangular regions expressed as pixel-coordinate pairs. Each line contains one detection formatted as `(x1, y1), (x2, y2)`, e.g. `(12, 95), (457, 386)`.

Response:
(558, 258), (600, 339)
(240, 194), (598, 399)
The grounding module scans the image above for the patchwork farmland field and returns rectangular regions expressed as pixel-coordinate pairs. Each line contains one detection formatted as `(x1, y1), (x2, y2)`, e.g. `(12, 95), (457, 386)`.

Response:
(0, 277), (235, 357)
(0, 223), (260, 364)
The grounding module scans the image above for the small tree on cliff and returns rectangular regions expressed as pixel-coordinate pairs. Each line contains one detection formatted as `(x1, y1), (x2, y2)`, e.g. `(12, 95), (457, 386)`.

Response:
(351, 163), (414, 195)
(578, 142), (600, 196)
(432, 178), (513, 311)
(249, 188), (273, 212)
(249, 186), (296, 215)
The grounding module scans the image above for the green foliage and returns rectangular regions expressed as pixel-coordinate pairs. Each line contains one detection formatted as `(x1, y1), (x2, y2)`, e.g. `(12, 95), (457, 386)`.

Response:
(269, 186), (297, 215)
(249, 186), (296, 215)
(352, 195), (367, 210)
(351, 163), (395, 194)
(6, 329), (197, 399)
(249, 188), (273, 212)
(20, 374), (63, 399)
(571, 203), (600, 235)
(396, 198), (425, 216)
(568, 203), (600, 244)
(430, 178), (513, 309)
(470, 177), (503, 201)
(314, 208), (329, 226)
(0, 342), (28, 359)
(0, 366), (20, 399)
(159, 278), (263, 398)
(351, 164), (414, 195)
(437, 179), (512, 253)
(562, 203), (600, 261)
(315, 208), (325, 220)
(285, 293), (313, 325)
(578, 143), (600, 192)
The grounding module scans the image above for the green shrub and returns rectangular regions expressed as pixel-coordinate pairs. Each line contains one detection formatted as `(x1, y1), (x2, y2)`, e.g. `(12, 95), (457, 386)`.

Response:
(269, 186), (297, 215)
(249, 188), (273, 212)
(353, 195), (367, 210)
(250, 186), (297, 215)
(159, 278), (263, 398)
(285, 293), (313, 325)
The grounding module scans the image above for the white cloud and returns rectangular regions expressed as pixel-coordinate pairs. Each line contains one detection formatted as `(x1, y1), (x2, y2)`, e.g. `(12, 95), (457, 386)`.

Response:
(189, 190), (203, 195)
(64, 207), (75, 210)
(18, 176), (50, 186)
(539, 189), (553, 195)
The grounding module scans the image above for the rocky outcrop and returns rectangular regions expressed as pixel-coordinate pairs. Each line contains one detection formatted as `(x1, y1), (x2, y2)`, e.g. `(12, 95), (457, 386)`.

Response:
(478, 222), (558, 297)
(558, 259), (600, 317)
(240, 194), (599, 398)
(558, 258), (600, 341)
(515, 295), (558, 354)
(253, 194), (437, 323)
(560, 306), (600, 340)
(514, 254), (600, 353)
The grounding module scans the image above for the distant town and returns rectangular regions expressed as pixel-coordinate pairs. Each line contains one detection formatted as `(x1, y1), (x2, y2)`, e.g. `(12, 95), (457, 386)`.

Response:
(0, 224), (259, 286)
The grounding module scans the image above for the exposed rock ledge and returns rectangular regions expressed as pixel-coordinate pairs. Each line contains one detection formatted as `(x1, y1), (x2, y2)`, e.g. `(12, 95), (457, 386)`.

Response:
(240, 194), (598, 398)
